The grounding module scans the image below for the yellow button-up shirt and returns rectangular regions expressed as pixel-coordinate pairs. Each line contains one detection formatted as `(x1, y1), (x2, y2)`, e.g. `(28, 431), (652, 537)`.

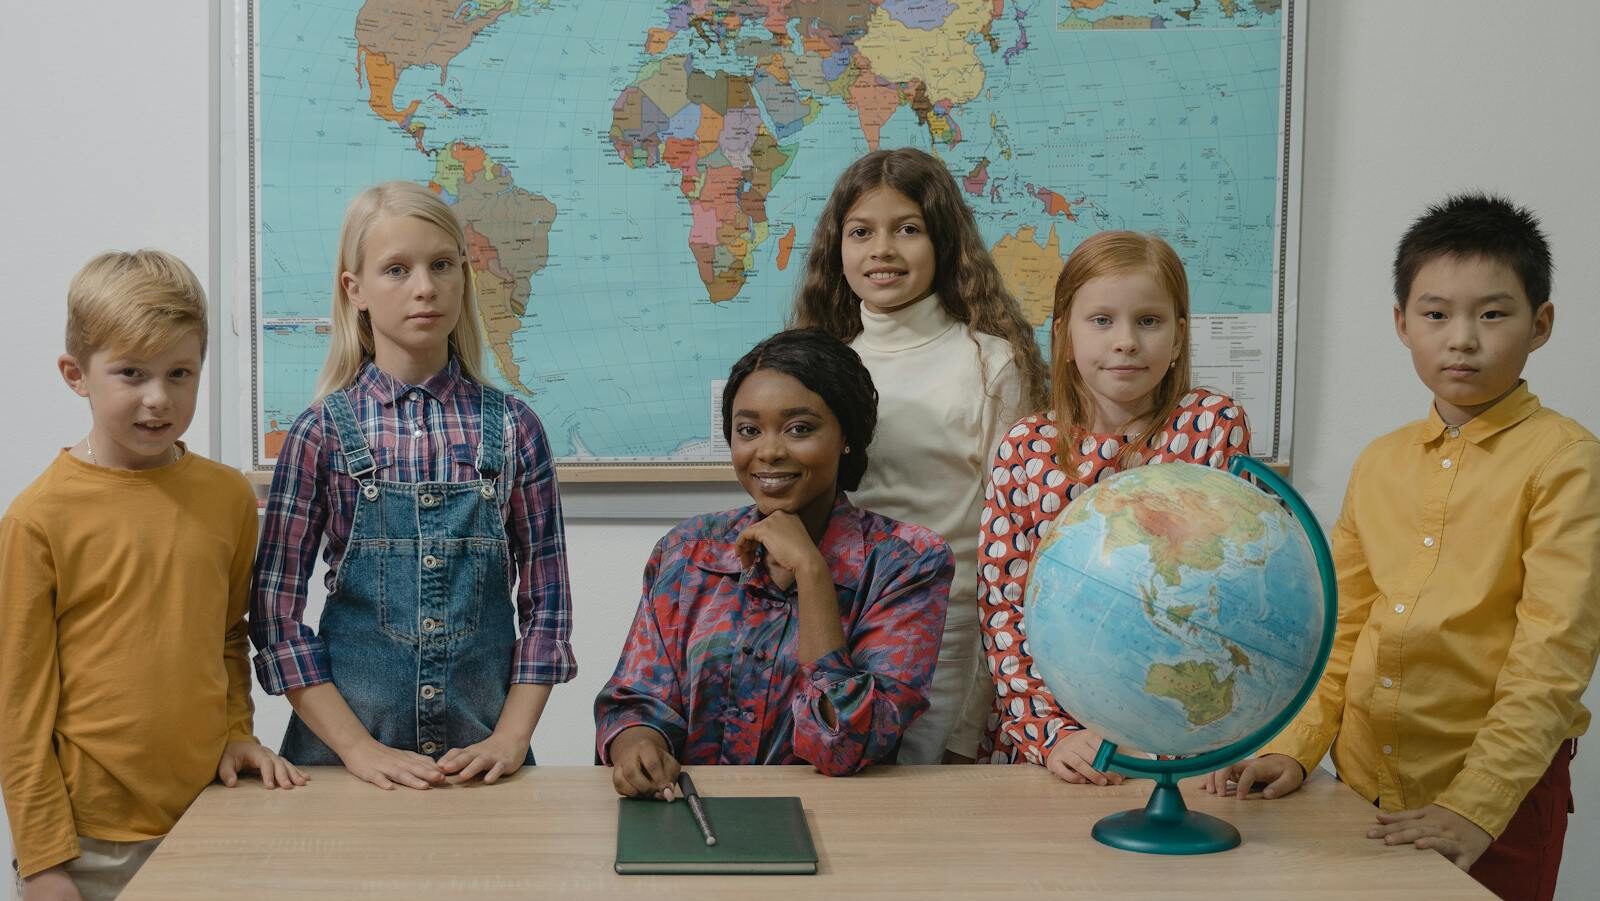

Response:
(1264, 383), (1600, 837)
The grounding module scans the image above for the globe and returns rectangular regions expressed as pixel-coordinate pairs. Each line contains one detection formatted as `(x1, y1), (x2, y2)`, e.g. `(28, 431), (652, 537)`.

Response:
(1025, 456), (1336, 854)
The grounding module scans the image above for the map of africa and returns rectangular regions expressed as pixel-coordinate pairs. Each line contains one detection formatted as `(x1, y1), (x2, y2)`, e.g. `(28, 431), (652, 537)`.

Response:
(252, 0), (1295, 468)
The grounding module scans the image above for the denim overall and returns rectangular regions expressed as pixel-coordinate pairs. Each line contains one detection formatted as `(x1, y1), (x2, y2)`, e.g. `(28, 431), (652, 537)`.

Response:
(281, 384), (530, 765)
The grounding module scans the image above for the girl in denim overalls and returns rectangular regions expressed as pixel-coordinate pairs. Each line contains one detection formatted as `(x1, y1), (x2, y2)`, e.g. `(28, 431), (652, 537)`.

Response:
(251, 182), (576, 789)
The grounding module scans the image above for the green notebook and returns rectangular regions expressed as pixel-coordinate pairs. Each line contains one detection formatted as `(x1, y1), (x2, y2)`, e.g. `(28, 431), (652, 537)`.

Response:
(614, 795), (818, 875)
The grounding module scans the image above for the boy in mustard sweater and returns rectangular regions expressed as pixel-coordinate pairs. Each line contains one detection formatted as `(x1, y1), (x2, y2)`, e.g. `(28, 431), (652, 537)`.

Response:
(1206, 195), (1600, 901)
(1, 250), (305, 901)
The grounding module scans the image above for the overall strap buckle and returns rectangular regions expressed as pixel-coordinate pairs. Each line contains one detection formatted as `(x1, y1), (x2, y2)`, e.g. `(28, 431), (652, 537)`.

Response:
(326, 389), (379, 482)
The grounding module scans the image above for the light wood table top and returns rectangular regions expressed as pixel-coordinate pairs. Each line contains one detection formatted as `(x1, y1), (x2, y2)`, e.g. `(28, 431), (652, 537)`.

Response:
(121, 765), (1491, 899)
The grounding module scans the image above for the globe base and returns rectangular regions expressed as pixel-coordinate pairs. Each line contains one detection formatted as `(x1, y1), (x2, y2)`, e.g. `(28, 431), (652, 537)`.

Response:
(1091, 778), (1241, 855)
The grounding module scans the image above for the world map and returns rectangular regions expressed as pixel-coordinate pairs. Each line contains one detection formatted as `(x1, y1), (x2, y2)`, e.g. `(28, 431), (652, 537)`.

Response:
(252, 0), (1293, 467)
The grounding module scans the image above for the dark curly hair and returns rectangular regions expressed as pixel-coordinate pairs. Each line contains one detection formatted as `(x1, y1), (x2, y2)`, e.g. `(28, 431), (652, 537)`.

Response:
(721, 328), (878, 491)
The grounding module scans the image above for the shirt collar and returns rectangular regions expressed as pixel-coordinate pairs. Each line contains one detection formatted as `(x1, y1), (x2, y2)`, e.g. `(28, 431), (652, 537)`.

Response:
(694, 493), (867, 592)
(1412, 380), (1541, 445)
(354, 357), (463, 407)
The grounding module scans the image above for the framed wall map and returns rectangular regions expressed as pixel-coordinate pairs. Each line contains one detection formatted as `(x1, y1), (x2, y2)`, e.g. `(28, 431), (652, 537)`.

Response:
(234, 0), (1305, 480)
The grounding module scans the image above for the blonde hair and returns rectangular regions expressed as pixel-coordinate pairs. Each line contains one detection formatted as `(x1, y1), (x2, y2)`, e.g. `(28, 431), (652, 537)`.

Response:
(314, 181), (489, 399)
(790, 148), (1048, 412)
(66, 250), (207, 363)
(1050, 230), (1191, 468)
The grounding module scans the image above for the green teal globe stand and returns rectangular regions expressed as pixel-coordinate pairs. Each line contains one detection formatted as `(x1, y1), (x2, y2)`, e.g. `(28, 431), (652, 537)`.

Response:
(1084, 456), (1338, 855)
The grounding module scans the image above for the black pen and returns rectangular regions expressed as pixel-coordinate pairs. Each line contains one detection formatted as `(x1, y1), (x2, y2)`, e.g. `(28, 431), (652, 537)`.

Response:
(676, 771), (718, 846)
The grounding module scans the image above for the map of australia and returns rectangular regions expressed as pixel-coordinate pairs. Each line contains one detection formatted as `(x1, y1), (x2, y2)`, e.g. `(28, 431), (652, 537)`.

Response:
(255, 0), (1289, 465)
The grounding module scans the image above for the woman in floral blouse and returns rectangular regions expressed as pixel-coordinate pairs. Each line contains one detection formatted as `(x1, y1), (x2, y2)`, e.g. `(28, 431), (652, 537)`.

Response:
(596, 328), (953, 798)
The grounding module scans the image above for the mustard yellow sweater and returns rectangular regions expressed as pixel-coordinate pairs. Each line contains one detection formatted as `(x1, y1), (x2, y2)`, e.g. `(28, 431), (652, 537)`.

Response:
(0, 448), (257, 877)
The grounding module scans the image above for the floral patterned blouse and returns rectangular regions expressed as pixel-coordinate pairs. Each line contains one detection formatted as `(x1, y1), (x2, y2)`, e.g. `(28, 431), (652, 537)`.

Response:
(595, 494), (953, 775)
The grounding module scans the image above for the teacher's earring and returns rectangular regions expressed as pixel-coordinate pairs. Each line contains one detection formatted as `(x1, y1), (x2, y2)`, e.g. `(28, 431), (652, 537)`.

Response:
(843, 446), (852, 454)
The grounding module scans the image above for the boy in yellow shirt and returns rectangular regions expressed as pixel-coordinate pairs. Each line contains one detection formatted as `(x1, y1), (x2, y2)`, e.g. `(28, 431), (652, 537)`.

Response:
(1206, 194), (1600, 901)
(1, 251), (306, 901)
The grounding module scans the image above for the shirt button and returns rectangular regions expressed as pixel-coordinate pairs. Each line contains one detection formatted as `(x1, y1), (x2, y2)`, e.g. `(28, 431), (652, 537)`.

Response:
(423, 555), (439, 569)
(420, 685), (438, 700)
(1447, 427), (1460, 438)
(412, 428), (424, 439)
(1422, 536), (1435, 548)
(1393, 603), (1405, 614)
(1381, 744), (1393, 755)
(1381, 677), (1394, 689)
(421, 741), (439, 754)
(1441, 459), (1452, 469)
(743, 711), (756, 722)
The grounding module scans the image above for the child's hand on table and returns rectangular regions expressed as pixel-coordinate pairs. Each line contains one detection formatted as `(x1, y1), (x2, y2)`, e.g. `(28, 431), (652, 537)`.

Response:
(217, 740), (309, 789)
(1370, 804), (1492, 870)
(340, 740), (447, 791)
(440, 732), (531, 785)
(1201, 753), (1305, 800)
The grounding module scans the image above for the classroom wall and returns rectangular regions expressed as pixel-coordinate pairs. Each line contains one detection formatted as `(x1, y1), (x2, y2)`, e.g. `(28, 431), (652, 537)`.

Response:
(2, 3), (1596, 898)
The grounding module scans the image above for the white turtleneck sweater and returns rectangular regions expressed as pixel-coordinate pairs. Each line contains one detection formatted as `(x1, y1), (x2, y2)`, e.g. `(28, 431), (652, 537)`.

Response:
(849, 293), (1024, 761)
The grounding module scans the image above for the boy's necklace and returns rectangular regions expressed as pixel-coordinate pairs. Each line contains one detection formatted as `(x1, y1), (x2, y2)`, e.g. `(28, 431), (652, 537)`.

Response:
(85, 436), (181, 467)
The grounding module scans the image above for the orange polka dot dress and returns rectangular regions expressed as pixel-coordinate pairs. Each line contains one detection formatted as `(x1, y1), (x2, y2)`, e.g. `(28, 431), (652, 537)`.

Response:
(976, 388), (1253, 765)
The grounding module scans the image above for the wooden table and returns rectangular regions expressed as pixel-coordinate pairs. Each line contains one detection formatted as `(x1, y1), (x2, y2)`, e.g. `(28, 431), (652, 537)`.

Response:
(121, 766), (1491, 899)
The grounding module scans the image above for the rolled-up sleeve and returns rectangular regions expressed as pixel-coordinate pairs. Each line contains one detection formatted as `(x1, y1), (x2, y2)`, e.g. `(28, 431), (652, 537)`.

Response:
(506, 403), (577, 685)
(792, 538), (953, 775)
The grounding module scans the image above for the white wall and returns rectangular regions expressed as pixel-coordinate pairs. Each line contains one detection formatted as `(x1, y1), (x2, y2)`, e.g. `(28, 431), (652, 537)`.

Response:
(0, 5), (215, 498)
(1, 2), (1596, 898)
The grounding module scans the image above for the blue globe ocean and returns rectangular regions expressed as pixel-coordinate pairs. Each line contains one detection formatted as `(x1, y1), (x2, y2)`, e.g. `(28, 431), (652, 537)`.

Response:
(1026, 462), (1325, 758)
